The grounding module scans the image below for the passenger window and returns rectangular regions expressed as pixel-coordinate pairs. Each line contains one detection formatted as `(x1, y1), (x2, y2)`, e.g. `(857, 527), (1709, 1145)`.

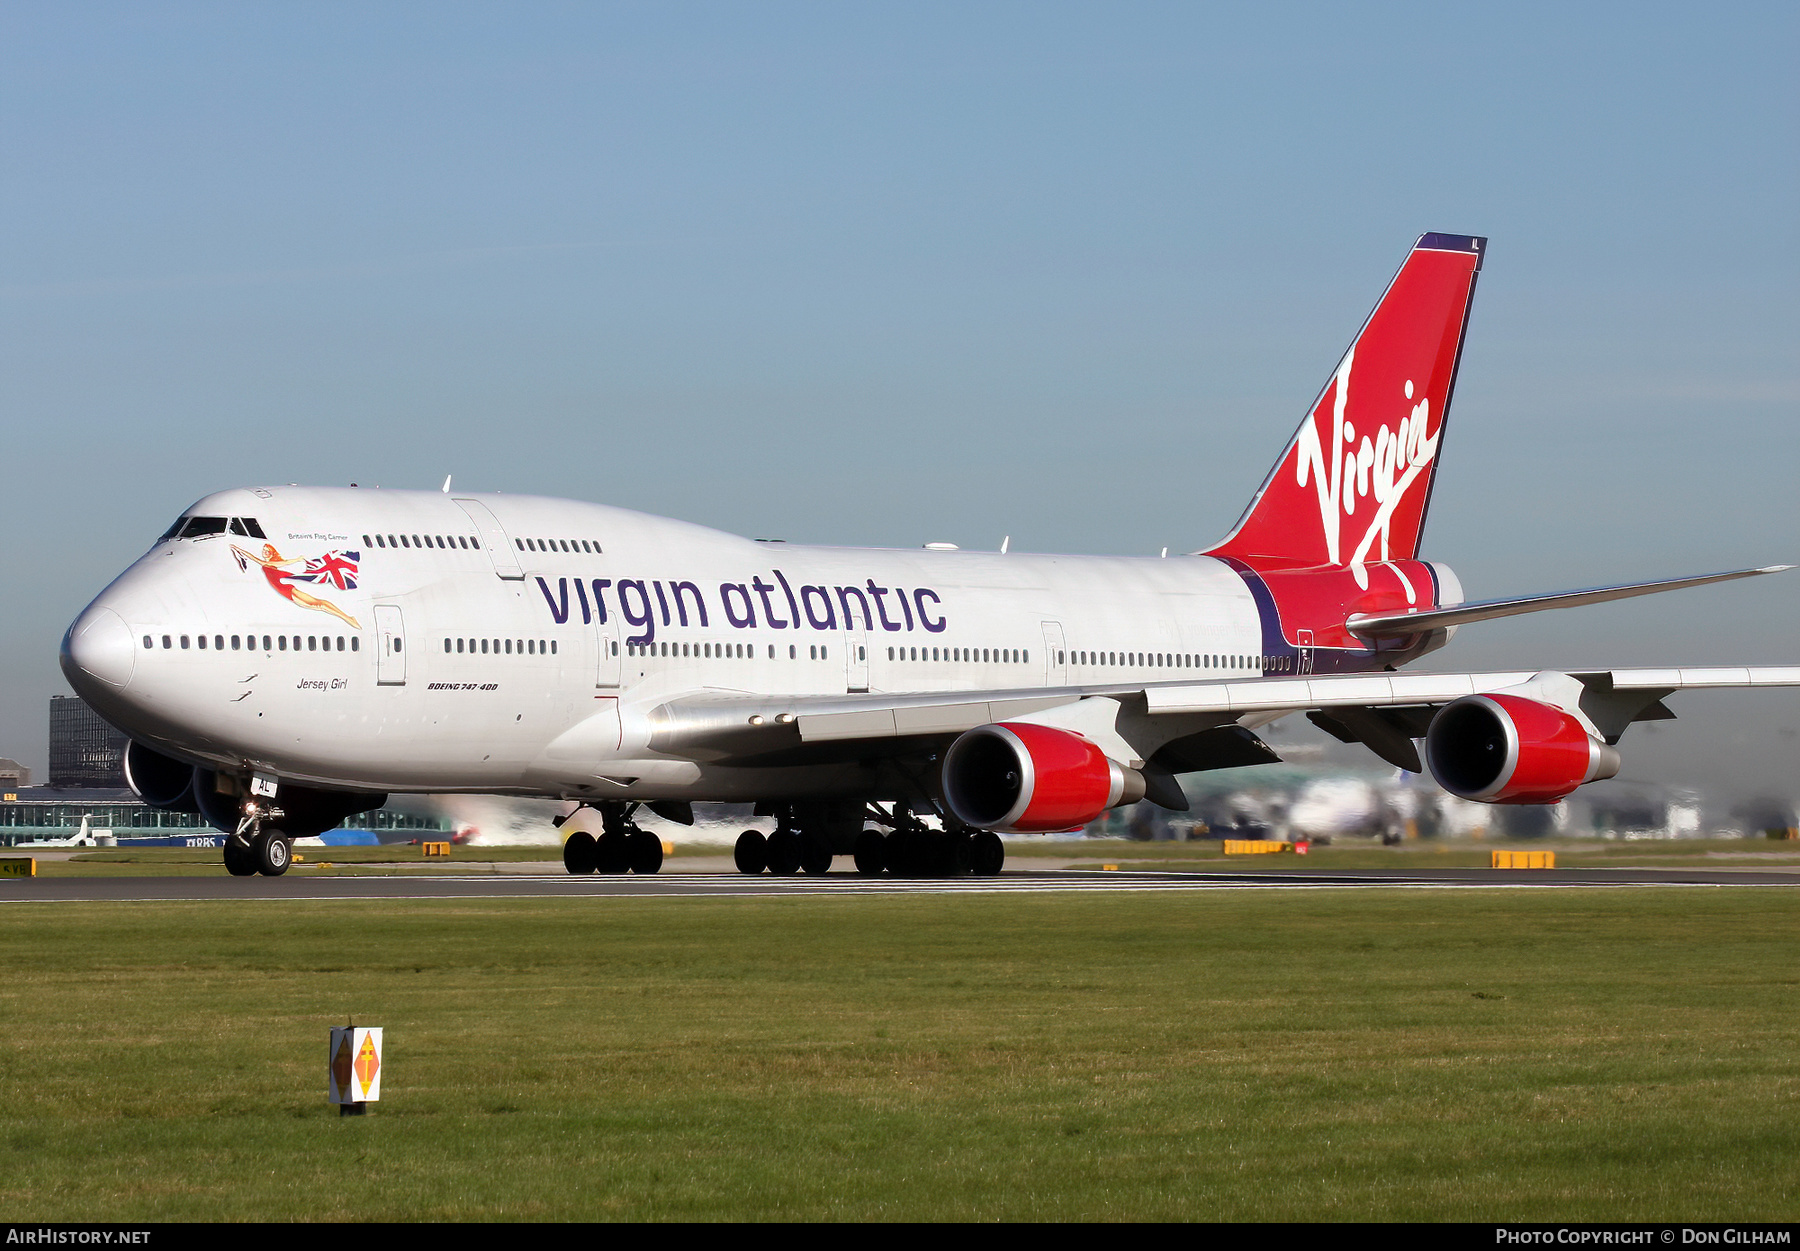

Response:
(162, 635), (172, 649)
(362, 535), (372, 548)
(180, 635), (190, 649)
(197, 635), (207, 649)
(444, 639), (452, 653)
(515, 539), (525, 550)
(308, 637), (316, 651)
(400, 535), (409, 548)
(412, 536), (422, 548)
(481, 639), (488, 654)
(350, 637), (358, 652)
(789, 645), (796, 659)
(388, 535), (397, 548)
(215, 635), (224, 650)
(278, 637), (287, 651)
(551, 641), (557, 655)
(505, 639), (512, 654)
(394, 639), (403, 653)
(143, 635), (153, 649)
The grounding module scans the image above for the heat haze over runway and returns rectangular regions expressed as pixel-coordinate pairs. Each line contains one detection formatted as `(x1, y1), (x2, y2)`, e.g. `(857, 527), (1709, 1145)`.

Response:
(6, 866), (1800, 905)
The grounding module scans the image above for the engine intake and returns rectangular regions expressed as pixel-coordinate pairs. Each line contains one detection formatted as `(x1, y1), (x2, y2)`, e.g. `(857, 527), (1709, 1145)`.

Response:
(124, 740), (199, 813)
(1425, 694), (1619, 804)
(942, 723), (1145, 832)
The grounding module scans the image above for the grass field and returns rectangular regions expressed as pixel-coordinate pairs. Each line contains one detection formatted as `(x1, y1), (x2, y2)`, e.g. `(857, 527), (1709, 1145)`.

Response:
(1, 888), (1797, 1220)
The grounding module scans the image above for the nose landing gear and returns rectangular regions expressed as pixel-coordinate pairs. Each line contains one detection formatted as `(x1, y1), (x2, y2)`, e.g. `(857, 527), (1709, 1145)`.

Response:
(225, 800), (292, 877)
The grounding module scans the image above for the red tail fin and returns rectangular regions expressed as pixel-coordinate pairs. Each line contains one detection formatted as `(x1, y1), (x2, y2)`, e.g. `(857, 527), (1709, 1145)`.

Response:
(1204, 233), (1484, 568)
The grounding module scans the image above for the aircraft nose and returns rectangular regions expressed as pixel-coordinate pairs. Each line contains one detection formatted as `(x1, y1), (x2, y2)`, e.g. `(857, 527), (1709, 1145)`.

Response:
(62, 607), (136, 691)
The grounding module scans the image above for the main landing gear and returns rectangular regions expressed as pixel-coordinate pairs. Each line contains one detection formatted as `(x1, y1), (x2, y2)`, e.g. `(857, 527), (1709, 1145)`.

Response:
(224, 801), (292, 877)
(734, 803), (1005, 879)
(561, 802), (664, 875)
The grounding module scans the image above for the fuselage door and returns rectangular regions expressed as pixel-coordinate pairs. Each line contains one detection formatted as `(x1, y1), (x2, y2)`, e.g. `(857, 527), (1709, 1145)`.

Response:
(1041, 621), (1068, 685)
(374, 604), (407, 686)
(844, 619), (869, 692)
(596, 620), (621, 688)
(453, 498), (524, 580)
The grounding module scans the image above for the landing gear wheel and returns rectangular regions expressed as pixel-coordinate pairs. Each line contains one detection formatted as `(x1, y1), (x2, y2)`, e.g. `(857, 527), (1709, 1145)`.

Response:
(223, 837), (257, 877)
(799, 831), (833, 875)
(734, 829), (768, 875)
(765, 828), (802, 876)
(628, 828), (664, 875)
(970, 830), (1004, 876)
(596, 828), (631, 873)
(562, 830), (597, 875)
(853, 829), (886, 877)
(945, 830), (974, 876)
(254, 833), (291, 877)
(918, 832), (954, 878)
(884, 828), (917, 877)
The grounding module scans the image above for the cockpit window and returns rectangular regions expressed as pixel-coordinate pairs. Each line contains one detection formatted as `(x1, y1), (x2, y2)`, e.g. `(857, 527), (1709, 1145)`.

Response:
(158, 517), (185, 541)
(178, 516), (228, 538)
(228, 517), (266, 538)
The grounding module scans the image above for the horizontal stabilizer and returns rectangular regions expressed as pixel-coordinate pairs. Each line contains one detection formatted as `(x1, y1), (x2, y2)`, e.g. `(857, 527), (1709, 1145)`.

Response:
(1347, 565), (1793, 637)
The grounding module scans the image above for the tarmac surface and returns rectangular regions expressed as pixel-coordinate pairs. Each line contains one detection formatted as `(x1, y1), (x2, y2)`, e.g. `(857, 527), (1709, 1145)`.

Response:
(5, 865), (1800, 903)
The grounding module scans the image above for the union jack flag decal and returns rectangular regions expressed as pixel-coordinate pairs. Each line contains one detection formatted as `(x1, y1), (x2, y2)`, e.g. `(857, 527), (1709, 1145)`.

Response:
(294, 550), (361, 591)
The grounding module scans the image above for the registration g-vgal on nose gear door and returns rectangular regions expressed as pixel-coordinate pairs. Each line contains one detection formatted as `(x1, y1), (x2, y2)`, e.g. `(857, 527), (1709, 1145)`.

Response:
(374, 604), (407, 686)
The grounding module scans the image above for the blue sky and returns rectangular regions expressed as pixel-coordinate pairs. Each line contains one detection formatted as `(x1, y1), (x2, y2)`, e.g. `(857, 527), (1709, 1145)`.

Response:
(2, 2), (1795, 793)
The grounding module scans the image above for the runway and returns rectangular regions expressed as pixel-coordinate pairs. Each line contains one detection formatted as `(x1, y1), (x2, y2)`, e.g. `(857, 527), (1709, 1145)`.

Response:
(6, 865), (1800, 903)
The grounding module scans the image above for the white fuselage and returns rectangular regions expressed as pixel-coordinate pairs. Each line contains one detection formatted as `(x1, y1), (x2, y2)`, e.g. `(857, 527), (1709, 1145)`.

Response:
(67, 485), (1312, 800)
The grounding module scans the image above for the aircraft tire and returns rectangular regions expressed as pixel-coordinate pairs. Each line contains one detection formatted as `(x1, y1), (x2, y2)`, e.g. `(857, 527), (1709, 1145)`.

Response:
(223, 837), (257, 877)
(596, 828), (631, 873)
(920, 832), (955, 878)
(254, 833), (292, 877)
(852, 828), (886, 877)
(562, 830), (597, 875)
(798, 831), (832, 875)
(628, 828), (664, 875)
(971, 830), (1004, 876)
(765, 828), (802, 876)
(734, 829), (768, 875)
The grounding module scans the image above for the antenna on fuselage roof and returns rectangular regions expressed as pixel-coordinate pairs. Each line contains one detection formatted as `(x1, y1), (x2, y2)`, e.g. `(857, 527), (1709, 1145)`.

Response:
(1000, 536), (1010, 554)
(441, 475), (452, 493)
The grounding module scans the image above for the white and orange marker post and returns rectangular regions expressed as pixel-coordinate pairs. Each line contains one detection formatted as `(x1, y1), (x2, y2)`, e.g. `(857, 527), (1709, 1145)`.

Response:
(328, 1024), (382, 1117)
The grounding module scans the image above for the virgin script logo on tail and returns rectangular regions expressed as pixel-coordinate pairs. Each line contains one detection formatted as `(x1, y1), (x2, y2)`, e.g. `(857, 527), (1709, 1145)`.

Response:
(1294, 346), (1439, 571)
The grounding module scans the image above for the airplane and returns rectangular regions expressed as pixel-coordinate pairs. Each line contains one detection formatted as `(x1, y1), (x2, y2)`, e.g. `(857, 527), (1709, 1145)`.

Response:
(59, 232), (1799, 879)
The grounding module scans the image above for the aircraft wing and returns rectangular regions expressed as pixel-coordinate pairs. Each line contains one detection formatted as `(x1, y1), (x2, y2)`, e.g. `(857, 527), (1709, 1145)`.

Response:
(1347, 566), (1792, 637)
(644, 665), (1800, 765)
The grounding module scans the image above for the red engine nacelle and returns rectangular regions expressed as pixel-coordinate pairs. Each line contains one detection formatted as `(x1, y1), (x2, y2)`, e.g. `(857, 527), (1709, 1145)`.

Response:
(1425, 694), (1620, 804)
(942, 722), (1145, 832)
